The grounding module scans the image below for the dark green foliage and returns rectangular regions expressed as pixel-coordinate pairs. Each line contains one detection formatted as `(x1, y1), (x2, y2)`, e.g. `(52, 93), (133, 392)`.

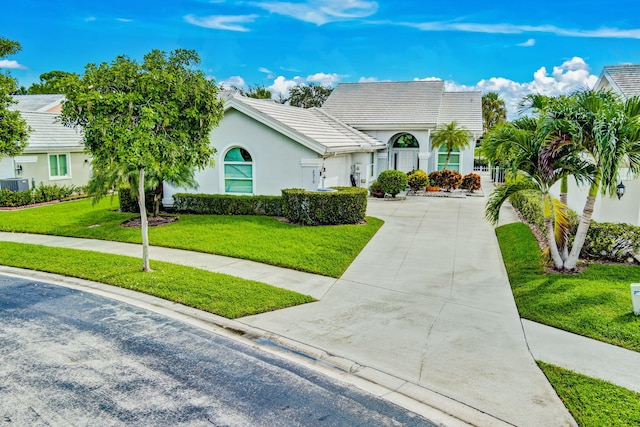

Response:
(118, 187), (155, 213)
(172, 193), (283, 216)
(0, 184), (83, 207)
(282, 187), (367, 225)
(377, 170), (407, 197)
(428, 171), (442, 187)
(0, 37), (30, 158)
(407, 170), (428, 191)
(439, 169), (463, 191)
(508, 190), (546, 230)
(583, 222), (640, 263)
(460, 173), (481, 191)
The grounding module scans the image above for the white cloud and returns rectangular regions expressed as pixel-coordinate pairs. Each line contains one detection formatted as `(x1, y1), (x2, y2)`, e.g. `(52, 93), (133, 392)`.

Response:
(259, 67), (272, 74)
(394, 20), (640, 40)
(413, 76), (443, 82)
(469, 57), (598, 119)
(116, 18), (133, 23)
(358, 76), (379, 82)
(518, 38), (535, 47)
(253, 0), (378, 25)
(84, 16), (96, 22)
(184, 14), (259, 32)
(268, 75), (304, 97)
(219, 75), (247, 89)
(0, 60), (27, 70)
(306, 72), (341, 86)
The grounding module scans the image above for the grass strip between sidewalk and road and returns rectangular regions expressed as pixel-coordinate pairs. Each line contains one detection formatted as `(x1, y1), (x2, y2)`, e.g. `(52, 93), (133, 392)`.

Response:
(0, 198), (384, 278)
(0, 241), (315, 319)
(538, 362), (640, 427)
(495, 222), (640, 353)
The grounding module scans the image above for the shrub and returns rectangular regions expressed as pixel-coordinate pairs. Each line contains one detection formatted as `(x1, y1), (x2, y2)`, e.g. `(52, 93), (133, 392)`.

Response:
(172, 193), (283, 216)
(118, 188), (156, 214)
(0, 189), (33, 207)
(369, 180), (383, 195)
(439, 169), (463, 191)
(377, 170), (407, 198)
(508, 190), (545, 230)
(460, 173), (481, 192)
(582, 222), (640, 263)
(0, 184), (85, 208)
(282, 187), (367, 225)
(407, 170), (428, 191)
(428, 171), (442, 188)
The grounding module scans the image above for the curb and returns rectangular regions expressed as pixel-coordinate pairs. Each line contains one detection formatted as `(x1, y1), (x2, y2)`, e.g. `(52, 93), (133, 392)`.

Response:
(0, 266), (514, 427)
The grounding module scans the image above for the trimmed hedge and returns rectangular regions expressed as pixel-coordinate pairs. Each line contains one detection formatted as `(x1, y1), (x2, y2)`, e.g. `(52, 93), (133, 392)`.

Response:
(172, 193), (283, 216)
(0, 184), (84, 208)
(377, 170), (407, 197)
(508, 190), (640, 262)
(282, 187), (367, 225)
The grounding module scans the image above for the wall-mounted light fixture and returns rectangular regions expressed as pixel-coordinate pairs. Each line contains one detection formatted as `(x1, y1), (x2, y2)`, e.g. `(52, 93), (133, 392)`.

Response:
(616, 181), (626, 200)
(15, 164), (23, 175)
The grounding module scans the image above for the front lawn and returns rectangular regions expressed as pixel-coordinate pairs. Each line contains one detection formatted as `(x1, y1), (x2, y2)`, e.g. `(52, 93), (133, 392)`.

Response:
(0, 241), (314, 318)
(0, 197), (383, 278)
(496, 222), (640, 352)
(539, 362), (640, 427)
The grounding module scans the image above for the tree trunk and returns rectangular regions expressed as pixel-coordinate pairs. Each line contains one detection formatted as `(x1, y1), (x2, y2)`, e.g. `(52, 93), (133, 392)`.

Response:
(559, 177), (569, 261)
(543, 194), (564, 269)
(137, 168), (151, 272)
(565, 190), (597, 270)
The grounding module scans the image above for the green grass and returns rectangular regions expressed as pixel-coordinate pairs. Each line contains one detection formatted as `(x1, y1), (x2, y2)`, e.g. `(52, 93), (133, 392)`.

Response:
(538, 362), (640, 427)
(496, 222), (640, 352)
(0, 197), (384, 278)
(0, 241), (314, 318)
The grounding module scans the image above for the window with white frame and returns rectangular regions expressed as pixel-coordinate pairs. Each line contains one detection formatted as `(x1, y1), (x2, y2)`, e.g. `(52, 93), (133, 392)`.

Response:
(437, 146), (460, 171)
(224, 147), (253, 194)
(49, 154), (70, 178)
(369, 152), (375, 177)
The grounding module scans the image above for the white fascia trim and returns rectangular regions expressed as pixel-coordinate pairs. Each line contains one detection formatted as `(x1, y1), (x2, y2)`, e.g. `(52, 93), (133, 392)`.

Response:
(301, 158), (323, 167)
(225, 99), (327, 156)
(351, 124), (437, 131)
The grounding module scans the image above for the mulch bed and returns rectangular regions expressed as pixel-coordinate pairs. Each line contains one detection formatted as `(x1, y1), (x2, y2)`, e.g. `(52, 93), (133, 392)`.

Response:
(121, 216), (179, 228)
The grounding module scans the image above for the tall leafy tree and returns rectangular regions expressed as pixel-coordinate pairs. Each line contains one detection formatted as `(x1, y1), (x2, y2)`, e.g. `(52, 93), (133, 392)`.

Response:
(61, 49), (224, 271)
(431, 121), (472, 169)
(482, 92), (507, 134)
(27, 70), (78, 94)
(232, 84), (272, 99)
(0, 37), (29, 159)
(286, 83), (333, 108)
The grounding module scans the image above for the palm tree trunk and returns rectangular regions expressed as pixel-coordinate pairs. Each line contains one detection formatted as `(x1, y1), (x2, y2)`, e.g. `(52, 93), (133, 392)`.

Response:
(444, 152), (451, 170)
(565, 181), (598, 270)
(560, 177), (569, 261)
(137, 168), (151, 272)
(545, 216), (564, 269)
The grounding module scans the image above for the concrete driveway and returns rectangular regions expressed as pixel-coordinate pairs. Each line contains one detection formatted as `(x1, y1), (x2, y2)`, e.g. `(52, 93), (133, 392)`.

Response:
(240, 194), (576, 427)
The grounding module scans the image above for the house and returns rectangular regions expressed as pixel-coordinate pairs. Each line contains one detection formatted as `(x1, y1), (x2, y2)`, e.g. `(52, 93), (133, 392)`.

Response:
(1, 95), (91, 189)
(322, 81), (482, 176)
(163, 81), (482, 205)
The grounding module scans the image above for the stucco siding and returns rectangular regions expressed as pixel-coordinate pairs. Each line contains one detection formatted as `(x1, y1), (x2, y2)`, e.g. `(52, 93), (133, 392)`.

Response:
(10, 152), (91, 188)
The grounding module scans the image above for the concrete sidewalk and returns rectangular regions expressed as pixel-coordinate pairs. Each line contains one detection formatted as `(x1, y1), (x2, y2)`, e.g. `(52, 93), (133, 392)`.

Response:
(2, 179), (637, 425)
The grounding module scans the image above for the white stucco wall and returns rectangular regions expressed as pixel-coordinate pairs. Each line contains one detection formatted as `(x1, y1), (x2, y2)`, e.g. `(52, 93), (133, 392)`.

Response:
(552, 174), (640, 225)
(6, 152), (91, 188)
(164, 109), (336, 205)
(0, 157), (14, 179)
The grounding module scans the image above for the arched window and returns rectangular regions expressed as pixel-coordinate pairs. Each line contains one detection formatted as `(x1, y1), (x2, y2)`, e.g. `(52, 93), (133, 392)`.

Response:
(392, 133), (419, 148)
(224, 147), (253, 194)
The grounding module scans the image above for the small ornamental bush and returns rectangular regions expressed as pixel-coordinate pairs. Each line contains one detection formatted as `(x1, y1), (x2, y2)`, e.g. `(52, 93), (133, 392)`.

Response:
(119, 187), (156, 213)
(460, 173), (481, 192)
(439, 169), (463, 191)
(582, 222), (640, 263)
(369, 180), (383, 195)
(0, 184), (85, 208)
(407, 170), (428, 191)
(378, 169), (407, 198)
(428, 171), (442, 188)
(281, 187), (367, 225)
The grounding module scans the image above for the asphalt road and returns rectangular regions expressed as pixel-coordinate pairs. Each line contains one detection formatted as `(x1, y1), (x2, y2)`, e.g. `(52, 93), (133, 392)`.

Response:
(0, 274), (436, 426)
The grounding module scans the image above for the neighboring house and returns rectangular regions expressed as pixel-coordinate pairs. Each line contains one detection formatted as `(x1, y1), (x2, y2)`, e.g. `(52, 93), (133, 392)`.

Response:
(557, 64), (640, 225)
(1, 95), (91, 189)
(164, 81), (482, 205)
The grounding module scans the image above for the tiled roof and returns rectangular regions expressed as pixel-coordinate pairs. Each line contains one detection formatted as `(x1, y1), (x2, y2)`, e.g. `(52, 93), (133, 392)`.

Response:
(9, 94), (65, 112)
(599, 65), (640, 98)
(21, 112), (84, 152)
(322, 81), (445, 128)
(438, 91), (483, 134)
(226, 95), (385, 154)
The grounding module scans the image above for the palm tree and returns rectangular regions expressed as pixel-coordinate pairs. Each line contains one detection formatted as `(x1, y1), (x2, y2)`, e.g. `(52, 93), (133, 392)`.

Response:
(484, 118), (593, 269)
(544, 90), (640, 270)
(431, 121), (472, 170)
(482, 92), (507, 134)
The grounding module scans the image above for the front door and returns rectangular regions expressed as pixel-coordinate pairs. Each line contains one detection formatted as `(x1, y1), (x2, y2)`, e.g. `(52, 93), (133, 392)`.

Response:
(396, 149), (417, 173)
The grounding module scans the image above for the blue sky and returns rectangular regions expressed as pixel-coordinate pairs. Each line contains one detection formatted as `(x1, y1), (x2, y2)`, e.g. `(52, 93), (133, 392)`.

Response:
(2, 0), (639, 117)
